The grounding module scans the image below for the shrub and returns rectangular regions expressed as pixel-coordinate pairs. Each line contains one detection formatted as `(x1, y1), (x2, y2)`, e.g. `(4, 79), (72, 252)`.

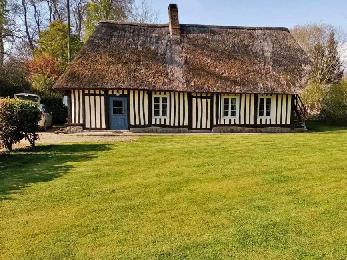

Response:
(321, 81), (347, 124)
(0, 98), (41, 151)
(301, 82), (326, 118)
(41, 96), (68, 124)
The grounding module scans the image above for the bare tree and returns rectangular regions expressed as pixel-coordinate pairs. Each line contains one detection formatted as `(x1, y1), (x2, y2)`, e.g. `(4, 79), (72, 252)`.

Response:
(71, 0), (86, 39)
(129, 0), (158, 24)
(30, 0), (42, 35)
(292, 24), (345, 85)
(0, 0), (7, 64)
(21, 0), (35, 51)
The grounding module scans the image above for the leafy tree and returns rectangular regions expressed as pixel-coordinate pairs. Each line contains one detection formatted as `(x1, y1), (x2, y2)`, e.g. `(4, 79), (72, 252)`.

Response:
(36, 21), (82, 67)
(321, 81), (347, 124)
(301, 82), (326, 117)
(83, 0), (132, 41)
(0, 58), (30, 97)
(26, 53), (61, 94)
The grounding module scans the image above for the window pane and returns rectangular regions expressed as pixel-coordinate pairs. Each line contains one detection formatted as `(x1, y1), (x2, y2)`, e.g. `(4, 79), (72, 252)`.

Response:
(223, 98), (229, 117)
(223, 107), (229, 117)
(230, 98), (237, 111)
(114, 108), (123, 114)
(154, 109), (160, 117)
(114, 100), (122, 107)
(230, 98), (236, 106)
(230, 110), (236, 117)
(162, 104), (167, 116)
(154, 97), (160, 104)
(223, 98), (229, 106)
(266, 98), (271, 117)
(154, 104), (160, 110)
(162, 97), (167, 104)
(113, 100), (123, 114)
(259, 98), (264, 116)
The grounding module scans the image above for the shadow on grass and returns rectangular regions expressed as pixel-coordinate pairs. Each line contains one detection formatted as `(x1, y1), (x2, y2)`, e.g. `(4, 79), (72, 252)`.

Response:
(306, 120), (347, 133)
(0, 144), (111, 200)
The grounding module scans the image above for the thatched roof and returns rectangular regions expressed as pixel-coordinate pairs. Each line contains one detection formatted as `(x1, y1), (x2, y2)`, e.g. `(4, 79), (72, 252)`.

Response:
(54, 22), (310, 94)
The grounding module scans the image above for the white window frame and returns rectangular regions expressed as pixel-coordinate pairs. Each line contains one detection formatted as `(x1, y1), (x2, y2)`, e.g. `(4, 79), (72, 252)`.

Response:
(222, 95), (239, 119)
(258, 96), (272, 119)
(152, 94), (169, 119)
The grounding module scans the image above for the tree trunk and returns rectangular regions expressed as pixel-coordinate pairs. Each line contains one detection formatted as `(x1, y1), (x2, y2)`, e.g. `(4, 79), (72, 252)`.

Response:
(0, 0), (5, 65)
(67, 0), (71, 62)
(21, 0), (35, 51)
(0, 26), (4, 65)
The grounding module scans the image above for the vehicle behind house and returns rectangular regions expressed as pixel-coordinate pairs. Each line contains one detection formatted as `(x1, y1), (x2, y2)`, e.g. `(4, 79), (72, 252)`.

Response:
(14, 93), (53, 130)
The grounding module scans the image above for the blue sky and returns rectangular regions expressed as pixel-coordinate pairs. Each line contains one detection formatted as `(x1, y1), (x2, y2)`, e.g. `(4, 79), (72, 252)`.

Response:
(143, 0), (347, 31)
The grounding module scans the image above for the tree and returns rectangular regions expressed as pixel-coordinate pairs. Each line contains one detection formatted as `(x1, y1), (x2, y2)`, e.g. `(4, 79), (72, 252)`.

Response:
(301, 81), (326, 117)
(0, 0), (16, 64)
(325, 32), (344, 84)
(309, 32), (344, 85)
(321, 81), (347, 123)
(129, 0), (158, 24)
(0, 0), (7, 64)
(309, 41), (326, 84)
(83, 0), (132, 41)
(292, 24), (345, 85)
(36, 20), (82, 67)
(0, 57), (30, 97)
(291, 24), (335, 54)
(71, 0), (87, 39)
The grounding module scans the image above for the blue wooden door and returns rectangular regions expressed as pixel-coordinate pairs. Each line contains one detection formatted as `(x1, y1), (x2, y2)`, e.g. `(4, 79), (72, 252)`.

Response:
(109, 96), (128, 130)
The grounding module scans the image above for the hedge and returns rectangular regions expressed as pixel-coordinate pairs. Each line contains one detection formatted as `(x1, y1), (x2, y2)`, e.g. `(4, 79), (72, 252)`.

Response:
(0, 98), (41, 151)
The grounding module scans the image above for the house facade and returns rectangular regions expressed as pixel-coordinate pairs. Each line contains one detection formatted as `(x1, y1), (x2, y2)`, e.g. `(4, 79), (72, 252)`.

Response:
(54, 4), (310, 132)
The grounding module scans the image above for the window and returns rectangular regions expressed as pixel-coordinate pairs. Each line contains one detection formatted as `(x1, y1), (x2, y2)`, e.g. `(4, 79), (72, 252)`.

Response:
(223, 96), (238, 118)
(153, 95), (168, 118)
(258, 97), (272, 117)
(113, 100), (123, 114)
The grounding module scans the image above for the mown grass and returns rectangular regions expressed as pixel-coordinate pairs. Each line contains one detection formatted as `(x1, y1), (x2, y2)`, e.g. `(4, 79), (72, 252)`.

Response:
(0, 131), (347, 259)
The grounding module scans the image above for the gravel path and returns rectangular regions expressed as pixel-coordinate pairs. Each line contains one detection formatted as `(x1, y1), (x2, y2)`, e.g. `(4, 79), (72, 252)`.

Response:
(1, 132), (137, 151)
(37, 132), (137, 144)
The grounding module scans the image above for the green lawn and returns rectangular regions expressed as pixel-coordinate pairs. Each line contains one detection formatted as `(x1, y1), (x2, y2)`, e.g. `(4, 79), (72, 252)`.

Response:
(1, 131), (347, 259)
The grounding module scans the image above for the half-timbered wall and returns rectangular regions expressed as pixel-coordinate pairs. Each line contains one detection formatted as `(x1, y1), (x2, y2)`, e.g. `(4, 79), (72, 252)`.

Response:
(150, 91), (189, 127)
(70, 90), (294, 130)
(213, 93), (292, 127)
(191, 93), (212, 129)
(214, 94), (255, 126)
(256, 94), (292, 125)
(129, 90), (149, 126)
(71, 90), (84, 125)
(84, 90), (106, 129)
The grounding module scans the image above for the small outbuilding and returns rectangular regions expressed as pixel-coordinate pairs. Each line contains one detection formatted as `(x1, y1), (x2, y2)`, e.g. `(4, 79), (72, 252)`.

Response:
(54, 4), (310, 132)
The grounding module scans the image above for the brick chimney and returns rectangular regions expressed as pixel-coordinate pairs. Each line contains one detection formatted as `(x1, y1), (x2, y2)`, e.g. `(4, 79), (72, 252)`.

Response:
(168, 4), (180, 37)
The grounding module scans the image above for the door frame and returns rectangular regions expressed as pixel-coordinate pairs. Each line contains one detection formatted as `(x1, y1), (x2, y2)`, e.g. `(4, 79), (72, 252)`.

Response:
(106, 94), (130, 130)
